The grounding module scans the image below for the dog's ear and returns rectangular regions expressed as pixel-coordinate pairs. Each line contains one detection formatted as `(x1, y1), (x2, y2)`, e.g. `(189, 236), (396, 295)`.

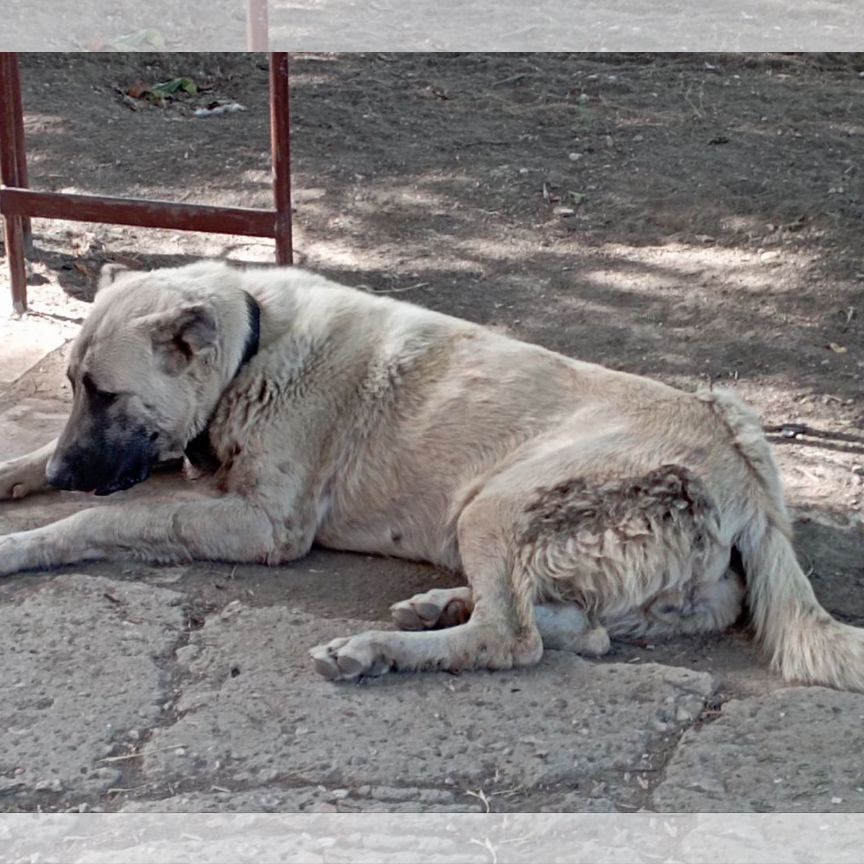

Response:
(97, 263), (132, 293)
(143, 305), (219, 374)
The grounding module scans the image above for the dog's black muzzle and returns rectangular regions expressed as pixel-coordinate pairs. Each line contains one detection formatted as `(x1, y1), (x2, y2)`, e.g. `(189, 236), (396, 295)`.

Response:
(46, 431), (159, 496)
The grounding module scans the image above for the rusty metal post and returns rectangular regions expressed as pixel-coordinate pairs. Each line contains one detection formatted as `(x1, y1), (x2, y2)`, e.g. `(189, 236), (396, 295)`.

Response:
(246, 0), (269, 51)
(269, 52), (293, 266)
(0, 52), (28, 312)
(8, 54), (31, 252)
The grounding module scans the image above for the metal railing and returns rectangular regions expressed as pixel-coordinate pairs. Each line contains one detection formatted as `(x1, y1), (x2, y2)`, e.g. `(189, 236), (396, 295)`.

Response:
(0, 39), (292, 314)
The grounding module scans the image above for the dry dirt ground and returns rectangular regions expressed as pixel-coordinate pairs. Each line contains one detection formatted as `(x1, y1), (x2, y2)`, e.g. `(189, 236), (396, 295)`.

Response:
(0, 53), (863, 815)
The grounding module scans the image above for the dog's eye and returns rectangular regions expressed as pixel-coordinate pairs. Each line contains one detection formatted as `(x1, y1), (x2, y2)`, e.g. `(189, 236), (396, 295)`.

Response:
(82, 374), (118, 406)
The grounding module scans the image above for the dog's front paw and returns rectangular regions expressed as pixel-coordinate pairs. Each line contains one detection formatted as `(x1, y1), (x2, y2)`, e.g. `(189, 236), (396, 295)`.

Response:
(0, 532), (37, 576)
(0, 459), (39, 501)
(309, 633), (393, 681)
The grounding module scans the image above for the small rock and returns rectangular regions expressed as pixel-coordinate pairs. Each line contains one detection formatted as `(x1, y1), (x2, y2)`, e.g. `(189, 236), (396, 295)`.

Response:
(759, 250), (781, 263)
(175, 644), (199, 664)
(633, 134), (644, 142)
(220, 600), (244, 620)
(675, 705), (695, 723)
(553, 206), (576, 217)
(568, 152), (583, 162)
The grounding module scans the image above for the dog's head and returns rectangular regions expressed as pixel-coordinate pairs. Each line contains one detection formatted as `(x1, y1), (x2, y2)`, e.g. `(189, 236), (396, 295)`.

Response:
(47, 263), (228, 495)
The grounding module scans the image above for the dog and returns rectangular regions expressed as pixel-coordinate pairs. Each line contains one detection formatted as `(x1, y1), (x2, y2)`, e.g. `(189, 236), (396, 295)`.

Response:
(0, 260), (861, 689)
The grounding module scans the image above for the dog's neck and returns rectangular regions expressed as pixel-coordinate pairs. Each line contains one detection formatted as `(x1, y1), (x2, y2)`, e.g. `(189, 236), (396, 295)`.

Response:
(184, 291), (261, 473)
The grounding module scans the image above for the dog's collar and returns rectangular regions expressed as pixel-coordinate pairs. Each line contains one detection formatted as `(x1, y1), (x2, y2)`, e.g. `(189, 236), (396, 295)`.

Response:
(184, 291), (261, 472)
(239, 290), (261, 371)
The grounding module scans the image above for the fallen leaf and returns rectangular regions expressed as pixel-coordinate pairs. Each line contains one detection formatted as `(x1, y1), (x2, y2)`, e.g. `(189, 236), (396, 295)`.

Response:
(828, 343), (848, 354)
(151, 77), (198, 97)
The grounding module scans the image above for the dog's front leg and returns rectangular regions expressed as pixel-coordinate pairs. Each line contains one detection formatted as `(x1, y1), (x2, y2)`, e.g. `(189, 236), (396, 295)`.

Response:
(0, 496), (315, 576)
(0, 439), (57, 501)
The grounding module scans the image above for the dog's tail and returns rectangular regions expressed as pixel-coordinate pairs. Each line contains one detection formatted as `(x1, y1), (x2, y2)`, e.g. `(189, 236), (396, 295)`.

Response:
(706, 389), (864, 692)
(740, 516), (864, 691)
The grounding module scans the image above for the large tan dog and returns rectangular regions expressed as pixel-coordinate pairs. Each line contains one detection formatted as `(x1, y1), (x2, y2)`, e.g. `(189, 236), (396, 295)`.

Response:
(0, 261), (861, 689)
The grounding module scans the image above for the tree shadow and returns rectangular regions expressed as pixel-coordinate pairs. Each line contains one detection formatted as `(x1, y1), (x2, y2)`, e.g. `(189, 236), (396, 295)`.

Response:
(8, 52), (864, 414)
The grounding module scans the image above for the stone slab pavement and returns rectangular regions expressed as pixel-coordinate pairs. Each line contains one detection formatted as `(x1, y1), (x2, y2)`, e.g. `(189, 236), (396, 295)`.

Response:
(1, 343), (863, 814)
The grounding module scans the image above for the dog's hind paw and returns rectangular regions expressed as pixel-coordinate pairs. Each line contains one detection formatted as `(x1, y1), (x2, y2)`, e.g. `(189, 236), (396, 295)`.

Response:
(390, 587), (473, 631)
(309, 634), (393, 681)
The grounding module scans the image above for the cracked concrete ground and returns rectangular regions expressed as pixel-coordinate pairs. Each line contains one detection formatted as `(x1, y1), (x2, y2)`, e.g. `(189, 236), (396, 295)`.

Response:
(1, 346), (863, 814)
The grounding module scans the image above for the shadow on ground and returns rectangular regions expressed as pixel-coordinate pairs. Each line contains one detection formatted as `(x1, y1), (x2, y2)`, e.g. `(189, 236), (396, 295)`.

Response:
(6, 53), (863, 417)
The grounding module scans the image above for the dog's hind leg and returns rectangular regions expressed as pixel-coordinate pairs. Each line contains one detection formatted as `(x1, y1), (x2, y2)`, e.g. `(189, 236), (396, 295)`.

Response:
(311, 454), (735, 681)
(0, 439), (58, 501)
(391, 587), (610, 655)
(311, 492), (545, 680)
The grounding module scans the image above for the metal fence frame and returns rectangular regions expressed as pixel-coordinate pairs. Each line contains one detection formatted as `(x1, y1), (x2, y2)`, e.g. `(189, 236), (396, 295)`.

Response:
(0, 43), (292, 314)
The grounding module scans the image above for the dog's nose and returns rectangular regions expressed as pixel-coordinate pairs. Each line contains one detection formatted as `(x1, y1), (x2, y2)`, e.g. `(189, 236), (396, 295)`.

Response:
(45, 457), (76, 490)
